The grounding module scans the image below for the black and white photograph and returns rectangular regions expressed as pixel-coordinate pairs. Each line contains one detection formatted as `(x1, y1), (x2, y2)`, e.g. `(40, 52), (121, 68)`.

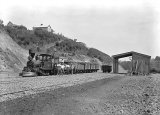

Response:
(0, 0), (160, 114)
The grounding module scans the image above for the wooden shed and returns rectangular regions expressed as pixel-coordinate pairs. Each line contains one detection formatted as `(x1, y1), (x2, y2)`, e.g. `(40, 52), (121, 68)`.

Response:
(112, 51), (151, 75)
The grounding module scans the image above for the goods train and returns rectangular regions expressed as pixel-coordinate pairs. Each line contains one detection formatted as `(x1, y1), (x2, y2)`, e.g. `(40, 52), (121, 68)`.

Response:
(21, 53), (101, 77)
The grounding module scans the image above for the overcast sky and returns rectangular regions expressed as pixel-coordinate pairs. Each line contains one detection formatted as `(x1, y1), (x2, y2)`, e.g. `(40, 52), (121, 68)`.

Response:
(0, 0), (160, 58)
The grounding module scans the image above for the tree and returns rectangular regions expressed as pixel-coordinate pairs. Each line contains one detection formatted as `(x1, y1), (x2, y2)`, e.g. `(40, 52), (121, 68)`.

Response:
(0, 19), (3, 25)
(155, 56), (160, 61)
(0, 19), (4, 29)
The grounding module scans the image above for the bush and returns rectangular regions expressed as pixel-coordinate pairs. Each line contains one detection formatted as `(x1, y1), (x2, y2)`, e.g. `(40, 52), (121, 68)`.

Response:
(87, 48), (112, 64)
(55, 39), (88, 55)
(0, 19), (4, 29)
(150, 68), (160, 73)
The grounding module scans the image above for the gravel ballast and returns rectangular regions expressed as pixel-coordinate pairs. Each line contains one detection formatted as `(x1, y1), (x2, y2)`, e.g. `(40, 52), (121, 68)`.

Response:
(0, 72), (119, 102)
(1, 73), (160, 115)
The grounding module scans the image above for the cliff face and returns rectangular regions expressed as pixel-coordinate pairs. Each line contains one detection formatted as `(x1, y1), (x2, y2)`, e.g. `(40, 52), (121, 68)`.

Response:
(0, 30), (28, 72)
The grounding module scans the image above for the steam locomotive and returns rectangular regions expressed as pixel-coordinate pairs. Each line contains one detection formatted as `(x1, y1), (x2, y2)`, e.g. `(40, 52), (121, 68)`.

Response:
(21, 53), (100, 77)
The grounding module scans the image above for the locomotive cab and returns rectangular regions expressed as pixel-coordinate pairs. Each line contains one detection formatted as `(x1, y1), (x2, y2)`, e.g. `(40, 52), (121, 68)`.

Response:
(38, 54), (54, 75)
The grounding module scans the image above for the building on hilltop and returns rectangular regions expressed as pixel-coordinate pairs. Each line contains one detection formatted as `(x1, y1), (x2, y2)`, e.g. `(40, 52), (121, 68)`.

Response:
(33, 24), (54, 33)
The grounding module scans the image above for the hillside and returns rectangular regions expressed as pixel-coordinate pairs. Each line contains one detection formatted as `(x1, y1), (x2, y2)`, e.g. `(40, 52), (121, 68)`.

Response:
(119, 61), (132, 70)
(4, 22), (112, 64)
(0, 28), (28, 73)
(87, 48), (112, 65)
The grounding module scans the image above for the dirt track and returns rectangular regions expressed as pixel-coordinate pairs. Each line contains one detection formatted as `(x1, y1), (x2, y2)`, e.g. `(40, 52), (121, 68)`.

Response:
(1, 73), (160, 115)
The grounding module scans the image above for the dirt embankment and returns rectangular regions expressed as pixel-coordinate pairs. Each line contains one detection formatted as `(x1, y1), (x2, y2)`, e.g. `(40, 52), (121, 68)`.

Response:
(0, 30), (28, 73)
(1, 74), (160, 115)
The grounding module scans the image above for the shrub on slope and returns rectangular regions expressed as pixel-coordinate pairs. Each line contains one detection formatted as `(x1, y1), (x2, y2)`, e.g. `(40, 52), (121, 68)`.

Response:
(54, 39), (89, 55)
(87, 48), (112, 64)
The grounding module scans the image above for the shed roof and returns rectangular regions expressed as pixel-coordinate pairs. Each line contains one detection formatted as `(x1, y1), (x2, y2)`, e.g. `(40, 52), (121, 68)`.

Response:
(112, 51), (151, 59)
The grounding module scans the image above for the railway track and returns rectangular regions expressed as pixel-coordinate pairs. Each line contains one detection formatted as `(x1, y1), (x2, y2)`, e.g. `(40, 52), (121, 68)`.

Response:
(0, 73), (123, 102)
